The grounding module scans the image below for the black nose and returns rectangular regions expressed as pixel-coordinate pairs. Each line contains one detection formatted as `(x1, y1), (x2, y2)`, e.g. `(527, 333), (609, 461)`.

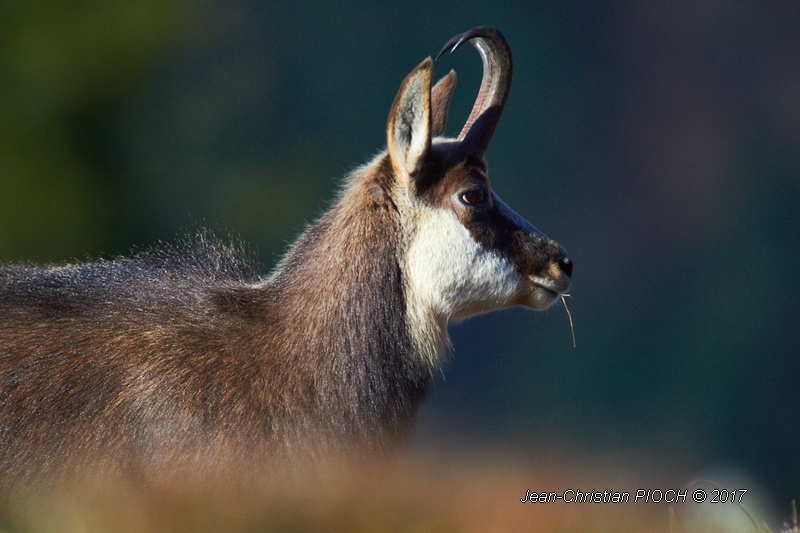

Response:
(558, 255), (573, 279)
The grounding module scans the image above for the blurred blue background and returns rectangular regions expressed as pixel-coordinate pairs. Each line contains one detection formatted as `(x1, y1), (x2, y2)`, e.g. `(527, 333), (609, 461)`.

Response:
(2, 0), (798, 510)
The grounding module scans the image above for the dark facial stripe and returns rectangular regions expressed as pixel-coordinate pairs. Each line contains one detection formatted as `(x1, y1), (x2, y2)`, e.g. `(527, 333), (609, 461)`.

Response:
(412, 144), (560, 280)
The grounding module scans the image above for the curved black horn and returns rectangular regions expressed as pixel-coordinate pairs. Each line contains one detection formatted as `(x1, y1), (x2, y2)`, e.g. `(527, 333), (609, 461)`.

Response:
(436, 26), (512, 157)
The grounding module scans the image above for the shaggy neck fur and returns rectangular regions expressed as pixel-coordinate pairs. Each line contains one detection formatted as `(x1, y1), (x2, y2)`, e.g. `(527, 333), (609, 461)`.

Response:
(0, 156), (441, 483)
(250, 155), (437, 451)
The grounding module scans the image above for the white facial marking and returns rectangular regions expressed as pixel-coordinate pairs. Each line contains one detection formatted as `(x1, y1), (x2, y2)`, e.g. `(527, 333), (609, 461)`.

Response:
(402, 205), (524, 366)
(405, 206), (524, 321)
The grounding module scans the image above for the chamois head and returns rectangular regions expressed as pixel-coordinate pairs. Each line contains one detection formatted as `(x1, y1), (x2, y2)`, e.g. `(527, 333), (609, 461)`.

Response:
(385, 27), (571, 332)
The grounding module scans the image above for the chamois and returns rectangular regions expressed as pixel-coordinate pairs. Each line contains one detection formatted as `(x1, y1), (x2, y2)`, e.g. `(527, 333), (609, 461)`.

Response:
(0, 27), (571, 486)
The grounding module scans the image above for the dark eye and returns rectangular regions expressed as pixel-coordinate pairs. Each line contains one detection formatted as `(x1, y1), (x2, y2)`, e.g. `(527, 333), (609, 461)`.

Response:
(459, 188), (487, 206)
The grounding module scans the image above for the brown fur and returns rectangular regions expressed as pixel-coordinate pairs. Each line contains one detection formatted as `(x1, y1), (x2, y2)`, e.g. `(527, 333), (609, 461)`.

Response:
(0, 28), (571, 489)
(0, 162), (426, 486)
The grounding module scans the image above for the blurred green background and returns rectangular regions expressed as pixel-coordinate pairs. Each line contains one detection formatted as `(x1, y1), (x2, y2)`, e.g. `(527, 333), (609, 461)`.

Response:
(1, 0), (798, 512)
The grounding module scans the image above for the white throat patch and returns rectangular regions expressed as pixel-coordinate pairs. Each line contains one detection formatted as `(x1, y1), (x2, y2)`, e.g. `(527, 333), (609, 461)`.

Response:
(402, 205), (524, 365)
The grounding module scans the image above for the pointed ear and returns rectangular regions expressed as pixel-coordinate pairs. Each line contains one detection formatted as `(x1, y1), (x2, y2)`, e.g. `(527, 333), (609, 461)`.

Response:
(387, 58), (433, 184)
(431, 70), (456, 137)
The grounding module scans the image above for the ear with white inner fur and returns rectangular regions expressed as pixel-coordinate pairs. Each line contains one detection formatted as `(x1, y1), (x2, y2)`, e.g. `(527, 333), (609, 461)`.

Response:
(387, 58), (433, 184)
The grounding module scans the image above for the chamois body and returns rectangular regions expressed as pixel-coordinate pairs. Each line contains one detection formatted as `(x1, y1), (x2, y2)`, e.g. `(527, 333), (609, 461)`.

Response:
(0, 27), (572, 486)
(0, 159), (426, 483)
